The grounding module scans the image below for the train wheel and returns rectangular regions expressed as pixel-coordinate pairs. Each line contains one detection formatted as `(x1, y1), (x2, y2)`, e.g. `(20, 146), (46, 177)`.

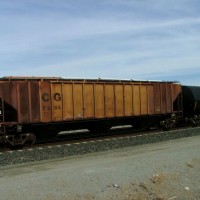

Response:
(189, 115), (200, 127)
(160, 119), (176, 131)
(26, 133), (36, 145)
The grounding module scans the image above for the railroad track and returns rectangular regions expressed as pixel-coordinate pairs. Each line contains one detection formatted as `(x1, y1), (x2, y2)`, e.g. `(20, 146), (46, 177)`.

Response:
(0, 126), (200, 167)
(0, 125), (154, 151)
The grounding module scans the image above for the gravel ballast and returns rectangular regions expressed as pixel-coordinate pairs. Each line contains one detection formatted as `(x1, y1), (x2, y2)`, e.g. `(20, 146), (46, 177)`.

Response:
(0, 127), (200, 166)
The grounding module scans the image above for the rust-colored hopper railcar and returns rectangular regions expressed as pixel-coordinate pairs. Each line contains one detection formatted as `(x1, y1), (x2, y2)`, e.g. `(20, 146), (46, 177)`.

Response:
(0, 77), (182, 146)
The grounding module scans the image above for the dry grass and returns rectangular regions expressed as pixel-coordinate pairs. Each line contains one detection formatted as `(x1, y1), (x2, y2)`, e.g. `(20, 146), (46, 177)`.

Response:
(186, 158), (200, 168)
(150, 173), (167, 184)
(61, 169), (198, 200)
(186, 162), (195, 168)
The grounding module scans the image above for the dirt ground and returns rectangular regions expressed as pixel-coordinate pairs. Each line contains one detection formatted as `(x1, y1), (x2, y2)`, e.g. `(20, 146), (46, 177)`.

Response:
(0, 135), (200, 200)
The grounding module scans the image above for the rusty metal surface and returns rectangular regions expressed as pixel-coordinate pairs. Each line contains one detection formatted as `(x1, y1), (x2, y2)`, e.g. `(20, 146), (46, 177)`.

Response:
(161, 83), (167, 113)
(0, 81), (18, 122)
(40, 81), (52, 122)
(18, 81), (30, 123)
(172, 83), (182, 101)
(166, 84), (172, 113)
(147, 84), (155, 115)
(51, 83), (63, 121)
(29, 81), (40, 122)
(0, 78), (182, 124)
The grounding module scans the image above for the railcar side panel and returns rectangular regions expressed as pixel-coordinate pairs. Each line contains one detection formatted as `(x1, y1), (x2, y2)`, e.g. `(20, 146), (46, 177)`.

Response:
(172, 84), (182, 113)
(0, 82), (10, 106)
(29, 81), (41, 122)
(94, 84), (105, 118)
(84, 84), (95, 118)
(62, 83), (73, 120)
(172, 84), (182, 102)
(133, 85), (141, 116)
(124, 84), (133, 116)
(51, 83), (63, 121)
(154, 84), (161, 114)
(74, 83), (83, 119)
(147, 85), (155, 115)
(0, 81), (18, 122)
(18, 81), (30, 123)
(4, 82), (18, 110)
(140, 85), (148, 115)
(115, 84), (124, 117)
(161, 83), (167, 114)
(105, 84), (115, 118)
(40, 81), (52, 122)
(166, 84), (172, 113)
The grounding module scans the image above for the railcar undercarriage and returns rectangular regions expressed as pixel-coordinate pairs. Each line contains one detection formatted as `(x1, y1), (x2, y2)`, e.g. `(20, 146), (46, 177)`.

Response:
(0, 114), (183, 147)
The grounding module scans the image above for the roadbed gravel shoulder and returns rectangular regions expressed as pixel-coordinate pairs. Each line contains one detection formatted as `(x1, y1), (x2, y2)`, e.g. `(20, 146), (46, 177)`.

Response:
(0, 134), (200, 200)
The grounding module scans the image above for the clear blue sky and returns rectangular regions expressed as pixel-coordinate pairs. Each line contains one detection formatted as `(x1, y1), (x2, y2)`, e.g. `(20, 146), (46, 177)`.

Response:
(0, 0), (200, 85)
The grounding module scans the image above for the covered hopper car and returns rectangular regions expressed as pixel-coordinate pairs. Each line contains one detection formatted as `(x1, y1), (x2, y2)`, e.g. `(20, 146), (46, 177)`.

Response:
(0, 76), (192, 146)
